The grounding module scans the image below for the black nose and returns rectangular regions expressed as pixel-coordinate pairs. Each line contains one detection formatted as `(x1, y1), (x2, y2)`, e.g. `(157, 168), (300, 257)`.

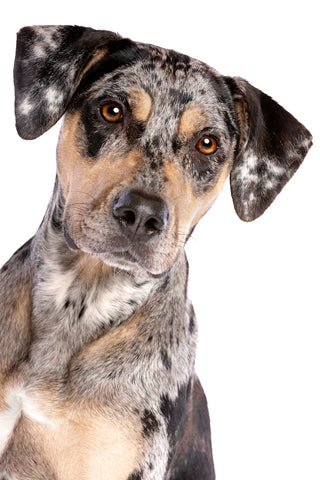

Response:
(112, 190), (169, 239)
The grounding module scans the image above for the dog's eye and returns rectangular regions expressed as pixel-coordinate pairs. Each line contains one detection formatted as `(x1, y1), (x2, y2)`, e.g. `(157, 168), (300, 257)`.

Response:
(101, 103), (123, 123)
(196, 136), (218, 155)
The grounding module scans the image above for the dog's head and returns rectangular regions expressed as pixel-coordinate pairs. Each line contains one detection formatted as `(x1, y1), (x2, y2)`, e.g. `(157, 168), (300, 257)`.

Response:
(14, 26), (312, 276)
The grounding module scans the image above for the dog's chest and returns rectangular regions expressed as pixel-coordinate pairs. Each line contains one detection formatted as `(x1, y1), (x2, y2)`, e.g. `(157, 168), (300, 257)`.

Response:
(1, 258), (195, 479)
(0, 387), (146, 480)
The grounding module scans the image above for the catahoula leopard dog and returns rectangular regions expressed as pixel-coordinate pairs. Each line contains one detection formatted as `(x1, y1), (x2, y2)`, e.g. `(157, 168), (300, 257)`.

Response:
(0, 25), (312, 480)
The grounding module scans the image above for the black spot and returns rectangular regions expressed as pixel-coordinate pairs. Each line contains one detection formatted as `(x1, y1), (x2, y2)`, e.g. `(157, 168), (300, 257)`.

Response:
(169, 88), (193, 106)
(128, 299), (138, 307)
(160, 381), (191, 447)
(143, 62), (156, 72)
(127, 470), (143, 480)
(0, 263), (9, 274)
(78, 303), (86, 319)
(160, 275), (170, 291)
(161, 348), (172, 370)
(189, 308), (195, 334)
(64, 299), (71, 309)
(141, 409), (160, 437)
(13, 238), (32, 264)
(172, 134), (183, 154)
(256, 162), (268, 176)
(51, 201), (63, 231)
(147, 335), (153, 343)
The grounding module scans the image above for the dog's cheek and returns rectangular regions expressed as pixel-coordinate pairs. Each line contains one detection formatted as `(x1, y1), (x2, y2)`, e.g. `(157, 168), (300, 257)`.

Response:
(164, 160), (232, 240)
(56, 113), (84, 198)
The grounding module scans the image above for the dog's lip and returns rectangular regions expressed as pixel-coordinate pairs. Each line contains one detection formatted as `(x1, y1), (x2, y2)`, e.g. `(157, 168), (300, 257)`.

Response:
(112, 249), (137, 263)
(63, 221), (79, 250)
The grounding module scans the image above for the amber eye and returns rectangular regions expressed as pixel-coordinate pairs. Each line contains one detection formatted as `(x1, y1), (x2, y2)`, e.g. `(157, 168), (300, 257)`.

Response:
(196, 136), (218, 155)
(101, 103), (123, 122)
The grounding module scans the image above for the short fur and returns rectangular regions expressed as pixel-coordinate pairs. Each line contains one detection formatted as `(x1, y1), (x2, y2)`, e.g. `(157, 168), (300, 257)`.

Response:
(0, 26), (312, 480)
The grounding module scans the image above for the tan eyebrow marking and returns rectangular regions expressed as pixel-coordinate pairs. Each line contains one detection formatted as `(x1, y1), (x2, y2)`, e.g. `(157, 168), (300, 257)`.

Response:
(179, 105), (208, 137)
(128, 89), (153, 122)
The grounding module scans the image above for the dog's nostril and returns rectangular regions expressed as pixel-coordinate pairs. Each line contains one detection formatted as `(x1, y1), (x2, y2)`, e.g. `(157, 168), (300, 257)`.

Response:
(145, 216), (163, 234)
(120, 210), (136, 226)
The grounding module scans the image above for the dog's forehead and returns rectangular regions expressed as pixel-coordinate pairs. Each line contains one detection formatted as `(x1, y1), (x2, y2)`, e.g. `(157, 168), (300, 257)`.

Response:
(86, 43), (228, 115)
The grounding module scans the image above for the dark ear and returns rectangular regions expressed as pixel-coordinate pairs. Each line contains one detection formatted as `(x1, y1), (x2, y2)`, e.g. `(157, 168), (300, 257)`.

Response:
(225, 76), (312, 221)
(14, 25), (122, 139)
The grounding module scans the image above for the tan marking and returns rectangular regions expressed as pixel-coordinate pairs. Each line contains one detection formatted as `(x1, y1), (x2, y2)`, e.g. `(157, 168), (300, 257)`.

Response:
(179, 105), (208, 137)
(72, 307), (141, 371)
(128, 89), (152, 122)
(164, 160), (232, 240)
(57, 112), (144, 247)
(44, 409), (142, 480)
(81, 47), (110, 77)
(6, 400), (142, 480)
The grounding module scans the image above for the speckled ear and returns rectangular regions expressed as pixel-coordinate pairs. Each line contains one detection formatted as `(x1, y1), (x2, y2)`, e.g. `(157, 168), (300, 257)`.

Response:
(225, 76), (312, 222)
(14, 25), (121, 140)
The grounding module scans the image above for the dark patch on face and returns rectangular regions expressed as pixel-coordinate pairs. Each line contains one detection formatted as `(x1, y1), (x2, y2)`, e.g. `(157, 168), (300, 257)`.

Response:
(141, 409), (160, 437)
(169, 88), (193, 106)
(161, 348), (172, 370)
(168, 448), (215, 480)
(172, 134), (183, 154)
(81, 106), (109, 158)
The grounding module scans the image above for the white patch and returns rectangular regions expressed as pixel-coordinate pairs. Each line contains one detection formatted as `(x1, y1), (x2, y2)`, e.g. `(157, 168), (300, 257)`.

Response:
(33, 44), (46, 59)
(0, 386), (54, 455)
(0, 389), (22, 456)
(265, 159), (286, 177)
(86, 274), (153, 325)
(38, 263), (76, 311)
(45, 86), (65, 113)
(36, 26), (59, 51)
(19, 96), (34, 116)
(19, 390), (55, 427)
(235, 152), (259, 183)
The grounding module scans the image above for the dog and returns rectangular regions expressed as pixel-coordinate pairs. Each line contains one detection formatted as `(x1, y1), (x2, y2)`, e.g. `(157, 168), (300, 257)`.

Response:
(0, 25), (312, 480)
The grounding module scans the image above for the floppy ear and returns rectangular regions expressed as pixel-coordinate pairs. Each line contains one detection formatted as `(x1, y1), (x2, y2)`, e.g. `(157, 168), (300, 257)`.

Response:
(224, 76), (312, 221)
(14, 25), (121, 140)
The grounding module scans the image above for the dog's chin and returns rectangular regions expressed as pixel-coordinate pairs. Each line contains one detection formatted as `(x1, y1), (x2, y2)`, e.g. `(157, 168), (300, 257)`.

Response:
(62, 223), (176, 277)
(96, 250), (172, 278)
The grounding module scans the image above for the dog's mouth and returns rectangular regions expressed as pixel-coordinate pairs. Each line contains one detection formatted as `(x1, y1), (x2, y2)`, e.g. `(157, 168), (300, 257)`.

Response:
(62, 219), (181, 276)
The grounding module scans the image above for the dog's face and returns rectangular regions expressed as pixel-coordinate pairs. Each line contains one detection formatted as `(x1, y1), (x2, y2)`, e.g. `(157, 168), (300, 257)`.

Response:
(14, 26), (312, 276)
(56, 44), (238, 275)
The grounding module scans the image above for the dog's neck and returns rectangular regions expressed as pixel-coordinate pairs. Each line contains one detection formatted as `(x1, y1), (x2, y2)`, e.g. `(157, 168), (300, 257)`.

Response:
(26, 180), (195, 386)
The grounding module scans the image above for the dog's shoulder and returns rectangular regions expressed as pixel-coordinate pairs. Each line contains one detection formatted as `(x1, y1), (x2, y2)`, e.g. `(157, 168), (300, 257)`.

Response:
(0, 238), (34, 375)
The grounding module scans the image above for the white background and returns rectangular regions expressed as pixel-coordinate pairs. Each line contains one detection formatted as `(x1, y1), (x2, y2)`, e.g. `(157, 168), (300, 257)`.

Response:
(1, 1), (319, 479)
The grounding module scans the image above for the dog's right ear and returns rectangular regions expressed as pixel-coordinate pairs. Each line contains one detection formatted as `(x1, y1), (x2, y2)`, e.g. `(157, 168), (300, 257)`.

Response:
(14, 25), (122, 140)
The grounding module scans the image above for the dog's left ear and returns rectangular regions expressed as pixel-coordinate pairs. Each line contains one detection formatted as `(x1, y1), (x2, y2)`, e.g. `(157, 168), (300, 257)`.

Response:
(225, 76), (312, 221)
(14, 25), (122, 140)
